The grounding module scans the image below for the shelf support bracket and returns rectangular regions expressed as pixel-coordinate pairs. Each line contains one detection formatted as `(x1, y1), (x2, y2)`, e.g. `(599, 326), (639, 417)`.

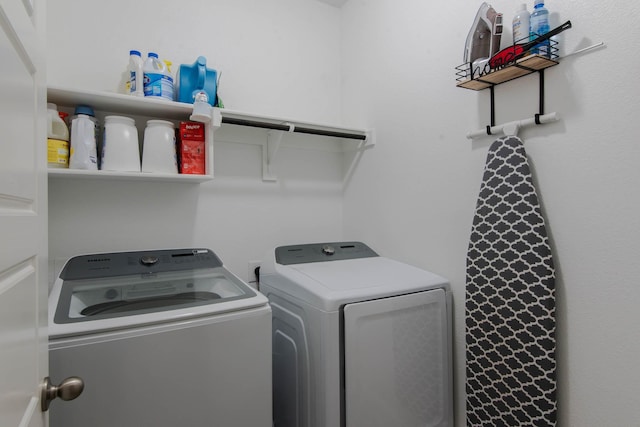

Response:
(490, 85), (496, 127)
(481, 66), (552, 138)
(262, 123), (293, 181)
(538, 69), (545, 116)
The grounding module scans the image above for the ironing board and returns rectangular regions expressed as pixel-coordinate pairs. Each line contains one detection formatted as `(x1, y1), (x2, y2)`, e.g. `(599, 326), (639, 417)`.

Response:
(466, 136), (557, 426)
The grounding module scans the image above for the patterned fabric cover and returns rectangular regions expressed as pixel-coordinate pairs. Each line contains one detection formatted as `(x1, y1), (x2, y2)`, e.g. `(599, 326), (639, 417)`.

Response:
(466, 136), (557, 426)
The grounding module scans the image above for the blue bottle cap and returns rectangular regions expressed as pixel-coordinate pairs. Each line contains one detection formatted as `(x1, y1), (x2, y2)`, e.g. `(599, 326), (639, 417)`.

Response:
(74, 105), (95, 116)
(130, 50), (141, 56)
(148, 52), (158, 58)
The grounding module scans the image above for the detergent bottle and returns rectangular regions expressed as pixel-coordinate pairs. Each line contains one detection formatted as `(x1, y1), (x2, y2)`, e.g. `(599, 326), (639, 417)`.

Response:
(47, 103), (70, 168)
(175, 56), (217, 106)
(128, 50), (144, 97)
(143, 52), (174, 101)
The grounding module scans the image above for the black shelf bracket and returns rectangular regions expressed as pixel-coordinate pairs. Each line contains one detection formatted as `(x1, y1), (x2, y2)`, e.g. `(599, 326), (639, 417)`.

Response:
(486, 68), (548, 134)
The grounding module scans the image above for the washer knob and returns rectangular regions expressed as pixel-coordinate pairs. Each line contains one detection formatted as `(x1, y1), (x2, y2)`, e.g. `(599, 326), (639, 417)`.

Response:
(140, 255), (158, 266)
(322, 245), (335, 255)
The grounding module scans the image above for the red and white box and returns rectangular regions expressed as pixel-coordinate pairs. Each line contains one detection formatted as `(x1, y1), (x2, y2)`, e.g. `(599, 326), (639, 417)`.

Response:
(178, 121), (206, 174)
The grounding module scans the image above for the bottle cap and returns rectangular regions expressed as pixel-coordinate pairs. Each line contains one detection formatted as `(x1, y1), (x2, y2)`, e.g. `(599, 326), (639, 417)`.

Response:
(148, 52), (159, 58)
(74, 105), (95, 117)
(130, 50), (141, 56)
(534, 0), (544, 6)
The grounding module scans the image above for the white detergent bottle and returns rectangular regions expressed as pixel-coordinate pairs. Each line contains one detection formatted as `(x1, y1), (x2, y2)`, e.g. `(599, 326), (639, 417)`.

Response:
(143, 52), (174, 101)
(128, 50), (144, 97)
(512, 4), (530, 45)
(47, 103), (70, 168)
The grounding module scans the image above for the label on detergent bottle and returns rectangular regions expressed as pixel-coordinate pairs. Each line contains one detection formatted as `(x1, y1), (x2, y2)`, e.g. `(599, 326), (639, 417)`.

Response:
(144, 73), (174, 101)
(47, 138), (69, 167)
(130, 71), (138, 93)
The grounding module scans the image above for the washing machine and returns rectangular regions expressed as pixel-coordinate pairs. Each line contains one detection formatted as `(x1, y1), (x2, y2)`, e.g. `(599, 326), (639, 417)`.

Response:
(48, 248), (272, 427)
(259, 241), (453, 427)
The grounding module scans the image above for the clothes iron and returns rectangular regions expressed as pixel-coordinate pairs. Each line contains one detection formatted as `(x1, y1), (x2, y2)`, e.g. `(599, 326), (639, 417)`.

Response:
(463, 2), (503, 66)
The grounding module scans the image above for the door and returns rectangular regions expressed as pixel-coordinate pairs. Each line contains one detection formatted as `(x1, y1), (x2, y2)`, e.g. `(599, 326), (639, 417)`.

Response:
(0, 0), (48, 426)
(343, 289), (452, 427)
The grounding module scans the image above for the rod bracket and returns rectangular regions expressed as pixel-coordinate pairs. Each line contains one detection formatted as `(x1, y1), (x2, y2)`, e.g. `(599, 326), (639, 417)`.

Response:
(262, 126), (289, 182)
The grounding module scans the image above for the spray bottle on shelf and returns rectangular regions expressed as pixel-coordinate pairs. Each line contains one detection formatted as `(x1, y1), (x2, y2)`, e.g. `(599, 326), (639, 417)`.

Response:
(530, 0), (550, 56)
(512, 4), (530, 45)
(143, 52), (174, 101)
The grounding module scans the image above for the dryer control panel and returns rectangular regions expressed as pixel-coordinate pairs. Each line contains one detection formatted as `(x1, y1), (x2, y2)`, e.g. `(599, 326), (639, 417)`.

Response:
(275, 241), (378, 265)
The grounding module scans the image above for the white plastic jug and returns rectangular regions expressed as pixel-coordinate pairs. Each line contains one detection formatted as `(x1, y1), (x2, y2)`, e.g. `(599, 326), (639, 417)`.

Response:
(142, 120), (178, 174)
(101, 116), (140, 172)
(47, 103), (69, 140)
(47, 103), (70, 168)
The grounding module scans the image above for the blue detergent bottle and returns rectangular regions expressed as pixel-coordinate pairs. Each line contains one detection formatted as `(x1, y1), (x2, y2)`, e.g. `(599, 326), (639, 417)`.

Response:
(175, 56), (218, 106)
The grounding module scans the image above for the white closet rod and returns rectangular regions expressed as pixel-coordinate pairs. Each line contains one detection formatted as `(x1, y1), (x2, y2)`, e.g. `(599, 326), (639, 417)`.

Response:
(466, 112), (559, 139)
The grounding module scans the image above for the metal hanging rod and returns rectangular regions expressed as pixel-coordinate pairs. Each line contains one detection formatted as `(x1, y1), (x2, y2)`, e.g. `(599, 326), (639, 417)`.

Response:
(221, 116), (367, 141)
(467, 112), (559, 139)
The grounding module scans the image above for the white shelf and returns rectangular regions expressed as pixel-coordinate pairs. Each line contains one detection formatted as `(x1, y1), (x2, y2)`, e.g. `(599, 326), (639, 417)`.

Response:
(47, 86), (195, 121)
(47, 86), (214, 183)
(47, 168), (211, 183)
(47, 86), (373, 182)
(47, 85), (370, 139)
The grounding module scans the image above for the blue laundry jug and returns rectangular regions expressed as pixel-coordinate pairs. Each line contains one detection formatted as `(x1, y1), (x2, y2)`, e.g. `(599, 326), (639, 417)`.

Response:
(175, 56), (217, 106)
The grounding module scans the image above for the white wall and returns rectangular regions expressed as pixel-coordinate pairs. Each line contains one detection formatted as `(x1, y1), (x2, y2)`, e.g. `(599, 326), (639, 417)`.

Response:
(46, 0), (346, 283)
(341, 0), (640, 425)
(46, 0), (640, 425)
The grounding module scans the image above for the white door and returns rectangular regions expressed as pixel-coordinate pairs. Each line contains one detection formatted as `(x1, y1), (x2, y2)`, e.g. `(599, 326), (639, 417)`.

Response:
(0, 0), (48, 426)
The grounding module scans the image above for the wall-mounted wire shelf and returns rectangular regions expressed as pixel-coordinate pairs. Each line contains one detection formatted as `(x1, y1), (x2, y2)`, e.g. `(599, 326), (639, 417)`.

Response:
(455, 38), (559, 90)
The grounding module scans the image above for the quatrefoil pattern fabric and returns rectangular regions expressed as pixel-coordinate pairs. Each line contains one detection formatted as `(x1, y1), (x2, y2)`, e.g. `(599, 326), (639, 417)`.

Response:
(466, 136), (557, 426)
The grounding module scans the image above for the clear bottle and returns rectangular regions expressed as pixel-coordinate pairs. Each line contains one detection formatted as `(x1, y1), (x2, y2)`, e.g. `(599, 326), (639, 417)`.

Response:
(129, 50), (144, 97)
(47, 103), (70, 168)
(512, 4), (530, 45)
(530, 0), (550, 56)
(143, 52), (174, 101)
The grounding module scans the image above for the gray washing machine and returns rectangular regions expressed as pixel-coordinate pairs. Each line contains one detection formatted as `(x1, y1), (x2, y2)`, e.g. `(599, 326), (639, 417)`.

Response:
(259, 242), (453, 427)
(48, 248), (272, 427)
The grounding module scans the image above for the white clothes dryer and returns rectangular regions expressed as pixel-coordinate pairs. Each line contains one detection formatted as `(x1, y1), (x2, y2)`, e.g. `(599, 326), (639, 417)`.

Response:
(48, 248), (272, 427)
(260, 242), (453, 427)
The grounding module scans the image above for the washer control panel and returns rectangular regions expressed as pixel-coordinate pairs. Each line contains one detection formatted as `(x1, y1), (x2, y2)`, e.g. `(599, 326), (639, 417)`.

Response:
(60, 249), (222, 280)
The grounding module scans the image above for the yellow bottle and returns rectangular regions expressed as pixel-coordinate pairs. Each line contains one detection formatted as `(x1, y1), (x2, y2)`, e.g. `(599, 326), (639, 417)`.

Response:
(47, 103), (70, 168)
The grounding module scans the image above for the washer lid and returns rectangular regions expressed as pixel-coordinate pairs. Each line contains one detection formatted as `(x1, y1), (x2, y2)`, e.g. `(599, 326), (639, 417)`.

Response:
(54, 266), (257, 323)
(49, 249), (268, 338)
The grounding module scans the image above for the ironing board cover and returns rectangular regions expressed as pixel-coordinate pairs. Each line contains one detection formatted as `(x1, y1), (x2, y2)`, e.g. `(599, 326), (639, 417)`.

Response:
(466, 136), (557, 426)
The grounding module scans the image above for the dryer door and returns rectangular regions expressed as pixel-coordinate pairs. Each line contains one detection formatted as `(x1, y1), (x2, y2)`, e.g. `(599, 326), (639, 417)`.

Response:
(343, 288), (451, 427)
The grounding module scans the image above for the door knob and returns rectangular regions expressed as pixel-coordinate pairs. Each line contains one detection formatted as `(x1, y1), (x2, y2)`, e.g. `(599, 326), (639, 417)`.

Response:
(41, 376), (84, 411)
